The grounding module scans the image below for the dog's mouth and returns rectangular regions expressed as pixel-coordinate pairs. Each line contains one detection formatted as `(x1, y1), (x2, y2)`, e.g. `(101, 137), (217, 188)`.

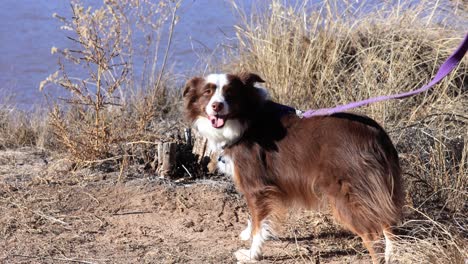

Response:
(208, 114), (227, 128)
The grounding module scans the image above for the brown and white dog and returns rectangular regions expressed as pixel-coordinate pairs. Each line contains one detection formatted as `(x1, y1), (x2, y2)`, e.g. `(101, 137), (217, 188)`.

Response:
(183, 73), (404, 263)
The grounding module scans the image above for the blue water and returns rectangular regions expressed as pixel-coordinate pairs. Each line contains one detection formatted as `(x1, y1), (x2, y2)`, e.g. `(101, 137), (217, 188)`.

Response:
(0, 0), (465, 108)
(0, 0), (245, 107)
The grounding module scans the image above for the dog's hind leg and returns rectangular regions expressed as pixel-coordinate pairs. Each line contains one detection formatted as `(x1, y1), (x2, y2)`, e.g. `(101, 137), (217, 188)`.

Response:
(383, 226), (395, 264)
(359, 232), (385, 264)
(329, 194), (386, 264)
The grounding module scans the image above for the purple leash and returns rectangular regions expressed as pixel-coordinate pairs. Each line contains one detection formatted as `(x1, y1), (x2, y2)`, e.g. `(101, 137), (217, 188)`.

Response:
(302, 33), (468, 118)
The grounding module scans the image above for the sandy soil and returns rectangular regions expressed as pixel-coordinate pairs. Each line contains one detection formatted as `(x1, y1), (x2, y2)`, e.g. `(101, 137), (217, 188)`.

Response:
(0, 148), (371, 264)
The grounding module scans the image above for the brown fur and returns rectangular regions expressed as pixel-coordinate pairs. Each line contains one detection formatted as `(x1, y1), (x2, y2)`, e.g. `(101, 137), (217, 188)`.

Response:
(183, 73), (404, 263)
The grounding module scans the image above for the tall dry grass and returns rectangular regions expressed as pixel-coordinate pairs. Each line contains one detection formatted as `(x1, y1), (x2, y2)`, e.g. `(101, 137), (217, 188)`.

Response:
(0, 99), (51, 150)
(391, 208), (467, 264)
(229, 1), (467, 262)
(231, 1), (466, 123)
(39, 0), (184, 165)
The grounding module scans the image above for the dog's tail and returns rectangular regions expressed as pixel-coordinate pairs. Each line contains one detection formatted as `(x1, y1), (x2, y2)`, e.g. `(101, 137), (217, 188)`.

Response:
(329, 128), (404, 237)
(352, 130), (404, 230)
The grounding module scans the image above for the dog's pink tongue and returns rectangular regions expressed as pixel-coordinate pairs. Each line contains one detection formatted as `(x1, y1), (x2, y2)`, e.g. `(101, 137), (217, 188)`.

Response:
(209, 115), (225, 128)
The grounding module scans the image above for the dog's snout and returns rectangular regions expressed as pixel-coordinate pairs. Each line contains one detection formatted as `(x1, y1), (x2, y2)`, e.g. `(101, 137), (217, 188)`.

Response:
(211, 102), (224, 112)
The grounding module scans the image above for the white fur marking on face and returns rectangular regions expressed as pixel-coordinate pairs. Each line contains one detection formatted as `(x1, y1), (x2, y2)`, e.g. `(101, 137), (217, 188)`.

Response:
(205, 74), (229, 116)
(193, 74), (270, 150)
(194, 117), (246, 151)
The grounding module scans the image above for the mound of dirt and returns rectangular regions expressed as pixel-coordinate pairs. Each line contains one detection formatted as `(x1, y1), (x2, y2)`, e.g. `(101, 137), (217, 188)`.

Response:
(0, 149), (370, 263)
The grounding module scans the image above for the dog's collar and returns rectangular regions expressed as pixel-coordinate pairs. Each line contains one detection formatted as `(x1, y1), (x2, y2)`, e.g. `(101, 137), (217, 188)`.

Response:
(218, 155), (226, 164)
(219, 105), (301, 150)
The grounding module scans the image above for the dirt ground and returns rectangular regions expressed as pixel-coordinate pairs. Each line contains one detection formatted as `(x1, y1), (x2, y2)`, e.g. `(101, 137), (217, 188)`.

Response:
(0, 148), (372, 264)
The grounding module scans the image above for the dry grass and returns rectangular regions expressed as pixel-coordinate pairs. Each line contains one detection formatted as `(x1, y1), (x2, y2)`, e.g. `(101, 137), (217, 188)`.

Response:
(390, 208), (467, 264)
(228, 1), (467, 262)
(0, 0), (466, 261)
(230, 1), (466, 123)
(0, 104), (51, 150)
(38, 0), (184, 165)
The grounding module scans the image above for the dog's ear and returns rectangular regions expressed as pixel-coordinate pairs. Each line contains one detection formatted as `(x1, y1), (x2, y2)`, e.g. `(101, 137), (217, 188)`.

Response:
(238, 72), (265, 86)
(183, 77), (202, 97)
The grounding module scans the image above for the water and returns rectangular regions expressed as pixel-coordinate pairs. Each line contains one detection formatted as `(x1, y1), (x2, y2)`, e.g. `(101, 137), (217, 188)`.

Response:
(1, 1), (70, 106)
(0, 0), (465, 108)
(0, 0), (244, 108)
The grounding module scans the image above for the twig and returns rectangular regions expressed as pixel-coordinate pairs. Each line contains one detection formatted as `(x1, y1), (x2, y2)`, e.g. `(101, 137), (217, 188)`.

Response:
(112, 211), (152, 216)
(126, 140), (160, 145)
(11, 254), (105, 264)
(176, 196), (188, 210)
(181, 164), (193, 178)
(154, 1), (180, 93)
(33, 210), (70, 226)
(8, 201), (70, 228)
(82, 155), (126, 165)
(80, 190), (100, 204)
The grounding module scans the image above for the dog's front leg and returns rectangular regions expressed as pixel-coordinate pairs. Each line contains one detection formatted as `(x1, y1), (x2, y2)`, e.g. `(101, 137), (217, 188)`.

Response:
(235, 195), (271, 263)
(239, 218), (252, 241)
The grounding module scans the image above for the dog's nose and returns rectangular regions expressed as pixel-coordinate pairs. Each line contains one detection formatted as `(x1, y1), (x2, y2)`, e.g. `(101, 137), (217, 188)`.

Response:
(211, 102), (224, 112)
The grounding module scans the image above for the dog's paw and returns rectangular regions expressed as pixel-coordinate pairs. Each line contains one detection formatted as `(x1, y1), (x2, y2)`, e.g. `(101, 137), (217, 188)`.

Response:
(234, 249), (258, 263)
(239, 228), (251, 241)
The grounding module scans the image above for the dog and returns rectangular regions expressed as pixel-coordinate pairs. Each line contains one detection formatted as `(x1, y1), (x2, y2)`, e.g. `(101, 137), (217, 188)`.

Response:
(183, 72), (404, 263)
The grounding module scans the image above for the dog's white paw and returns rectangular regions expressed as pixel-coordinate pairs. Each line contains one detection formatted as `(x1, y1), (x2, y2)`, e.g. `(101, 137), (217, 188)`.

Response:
(239, 228), (251, 241)
(234, 249), (258, 263)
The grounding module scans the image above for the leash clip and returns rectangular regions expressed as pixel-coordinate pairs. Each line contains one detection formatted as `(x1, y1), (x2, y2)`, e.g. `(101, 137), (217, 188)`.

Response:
(296, 109), (304, 119)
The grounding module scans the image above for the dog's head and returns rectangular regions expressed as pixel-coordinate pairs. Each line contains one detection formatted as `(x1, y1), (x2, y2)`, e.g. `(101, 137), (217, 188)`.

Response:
(183, 72), (267, 149)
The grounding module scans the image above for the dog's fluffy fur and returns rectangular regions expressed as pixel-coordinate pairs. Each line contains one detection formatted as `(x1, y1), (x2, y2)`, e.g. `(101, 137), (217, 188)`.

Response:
(183, 73), (404, 263)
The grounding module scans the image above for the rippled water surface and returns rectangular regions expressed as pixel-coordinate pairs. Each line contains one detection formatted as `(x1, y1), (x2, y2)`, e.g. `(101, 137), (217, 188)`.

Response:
(0, 0), (243, 107)
(0, 0), (464, 107)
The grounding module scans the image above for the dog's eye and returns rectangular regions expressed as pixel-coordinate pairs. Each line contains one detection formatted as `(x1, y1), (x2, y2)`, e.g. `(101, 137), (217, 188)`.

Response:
(203, 89), (213, 96)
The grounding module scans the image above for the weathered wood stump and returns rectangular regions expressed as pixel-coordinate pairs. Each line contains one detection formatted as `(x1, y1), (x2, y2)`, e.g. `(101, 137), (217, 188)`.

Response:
(191, 130), (219, 173)
(157, 142), (177, 178)
(154, 129), (219, 178)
